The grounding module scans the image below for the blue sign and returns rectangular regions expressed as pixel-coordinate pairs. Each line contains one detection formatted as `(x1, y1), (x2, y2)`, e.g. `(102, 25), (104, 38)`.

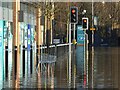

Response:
(77, 25), (85, 45)
(0, 20), (4, 89)
(0, 36), (2, 47)
(76, 25), (85, 78)
(27, 24), (31, 51)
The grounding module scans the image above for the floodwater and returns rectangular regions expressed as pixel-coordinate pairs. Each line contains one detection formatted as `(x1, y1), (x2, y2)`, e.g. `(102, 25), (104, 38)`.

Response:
(90, 47), (120, 89)
(0, 46), (120, 89)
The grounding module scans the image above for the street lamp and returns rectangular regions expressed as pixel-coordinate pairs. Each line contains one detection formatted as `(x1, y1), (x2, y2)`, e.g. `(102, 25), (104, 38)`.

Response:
(102, 1), (105, 5)
(82, 10), (87, 15)
(91, 0), (94, 88)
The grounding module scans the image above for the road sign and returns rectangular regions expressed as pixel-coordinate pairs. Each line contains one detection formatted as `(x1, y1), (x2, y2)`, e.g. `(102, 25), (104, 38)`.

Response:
(94, 16), (98, 26)
(90, 28), (95, 31)
(77, 25), (85, 45)
(77, 25), (83, 31)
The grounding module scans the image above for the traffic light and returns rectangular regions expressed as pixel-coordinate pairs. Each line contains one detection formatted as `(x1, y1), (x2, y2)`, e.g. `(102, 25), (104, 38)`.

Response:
(82, 17), (88, 30)
(70, 7), (78, 24)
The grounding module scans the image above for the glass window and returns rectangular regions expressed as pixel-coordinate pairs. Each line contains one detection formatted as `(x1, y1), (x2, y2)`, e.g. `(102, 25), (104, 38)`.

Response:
(2, 2), (12, 9)
(8, 2), (12, 9)
(2, 2), (7, 8)
(0, 1), (2, 7)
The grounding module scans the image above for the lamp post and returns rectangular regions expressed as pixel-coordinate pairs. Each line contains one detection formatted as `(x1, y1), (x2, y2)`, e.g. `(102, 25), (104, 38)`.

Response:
(91, 0), (94, 88)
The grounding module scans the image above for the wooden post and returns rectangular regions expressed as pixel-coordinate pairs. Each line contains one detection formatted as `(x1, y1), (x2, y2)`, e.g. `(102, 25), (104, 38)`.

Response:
(36, 8), (41, 66)
(13, 0), (20, 88)
(50, 2), (54, 44)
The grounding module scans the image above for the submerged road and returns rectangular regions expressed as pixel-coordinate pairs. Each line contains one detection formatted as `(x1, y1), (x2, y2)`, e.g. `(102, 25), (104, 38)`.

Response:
(1, 45), (120, 89)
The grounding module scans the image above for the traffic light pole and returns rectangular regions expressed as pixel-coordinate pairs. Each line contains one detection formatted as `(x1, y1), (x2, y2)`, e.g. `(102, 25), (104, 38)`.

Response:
(73, 23), (76, 88)
(69, 6), (77, 87)
(68, 23), (71, 86)
(82, 17), (89, 87)
(69, 23), (76, 87)
(73, 24), (76, 42)
(83, 29), (89, 88)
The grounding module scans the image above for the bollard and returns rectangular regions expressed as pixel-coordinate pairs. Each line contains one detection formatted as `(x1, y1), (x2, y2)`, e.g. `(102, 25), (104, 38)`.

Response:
(30, 45), (32, 74)
(14, 46), (17, 76)
(5, 46), (8, 78)
(23, 45), (25, 75)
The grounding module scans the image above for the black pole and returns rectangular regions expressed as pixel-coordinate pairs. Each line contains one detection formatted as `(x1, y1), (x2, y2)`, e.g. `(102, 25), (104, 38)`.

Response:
(14, 46), (17, 76)
(5, 46), (8, 78)
(30, 45), (32, 74)
(23, 45), (25, 76)
(36, 45), (38, 67)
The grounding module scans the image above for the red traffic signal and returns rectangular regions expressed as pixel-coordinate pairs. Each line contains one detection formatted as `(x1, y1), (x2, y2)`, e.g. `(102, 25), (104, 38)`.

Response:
(70, 7), (78, 24)
(72, 9), (76, 13)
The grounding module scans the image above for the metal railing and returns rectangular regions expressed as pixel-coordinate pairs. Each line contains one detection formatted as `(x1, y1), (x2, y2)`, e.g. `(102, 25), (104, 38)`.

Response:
(36, 43), (71, 72)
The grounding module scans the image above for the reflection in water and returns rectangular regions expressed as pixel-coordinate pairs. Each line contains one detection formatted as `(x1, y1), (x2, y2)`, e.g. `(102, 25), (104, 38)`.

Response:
(37, 65), (41, 88)
(0, 59), (3, 89)
(15, 49), (20, 88)
(1, 47), (120, 89)
(51, 64), (54, 88)
(25, 50), (28, 78)
(48, 64), (50, 87)
(92, 47), (119, 89)
(72, 47), (76, 88)
(8, 38), (13, 83)
(91, 46), (94, 88)
(36, 63), (55, 88)
(76, 46), (84, 88)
